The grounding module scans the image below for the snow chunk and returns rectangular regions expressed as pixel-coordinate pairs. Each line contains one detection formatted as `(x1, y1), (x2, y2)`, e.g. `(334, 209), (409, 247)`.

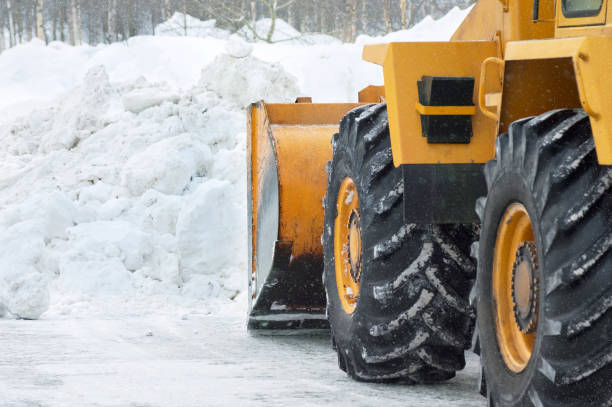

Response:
(122, 88), (180, 114)
(0, 192), (78, 239)
(199, 54), (299, 108)
(120, 134), (212, 196)
(39, 65), (120, 152)
(0, 192), (78, 319)
(0, 221), (54, 320)
(64, 221), (154, 272)
(176, 179), (246, 281)
(344, 189), (354, 205)
(0, 269), (50, 320)
(225, 36), (254, 58)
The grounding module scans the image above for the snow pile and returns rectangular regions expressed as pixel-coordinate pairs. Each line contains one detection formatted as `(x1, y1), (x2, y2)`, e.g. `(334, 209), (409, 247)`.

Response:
(122, 88), (180, 114)
(0, 52), (300, 319)
(155, 13), (230, 39)
(200, 53), (299, 108)
(0, 7), (471, 320)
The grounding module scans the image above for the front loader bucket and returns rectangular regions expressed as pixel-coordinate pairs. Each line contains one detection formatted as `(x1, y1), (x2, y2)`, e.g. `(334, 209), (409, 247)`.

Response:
(247, 100), (364, 330)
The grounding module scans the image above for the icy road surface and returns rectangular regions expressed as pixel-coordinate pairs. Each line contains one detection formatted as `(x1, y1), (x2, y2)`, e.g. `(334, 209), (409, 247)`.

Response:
(0, 316), (485, 407)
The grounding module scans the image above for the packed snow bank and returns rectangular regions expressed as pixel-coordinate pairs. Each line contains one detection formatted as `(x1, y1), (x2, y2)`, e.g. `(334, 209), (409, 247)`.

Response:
(155, 13), (230, 39)
(0, 7), (471, 319)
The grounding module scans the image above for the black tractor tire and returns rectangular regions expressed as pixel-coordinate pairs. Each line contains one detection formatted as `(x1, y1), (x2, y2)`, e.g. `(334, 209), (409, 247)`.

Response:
(322, 103), (477, 383)
(477, 109), (612, 406)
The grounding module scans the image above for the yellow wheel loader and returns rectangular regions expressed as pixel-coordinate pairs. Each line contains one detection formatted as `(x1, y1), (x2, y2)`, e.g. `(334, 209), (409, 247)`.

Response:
(248, 0), (612, 404)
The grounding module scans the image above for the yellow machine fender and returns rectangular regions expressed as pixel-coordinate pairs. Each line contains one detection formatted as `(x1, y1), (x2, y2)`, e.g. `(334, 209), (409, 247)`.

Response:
(500, 36), (612, 165)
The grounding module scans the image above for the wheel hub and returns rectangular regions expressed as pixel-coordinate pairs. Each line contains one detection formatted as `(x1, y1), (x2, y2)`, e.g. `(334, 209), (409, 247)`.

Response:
(512, 242), (539, 334)
(492, 203), (538, 373)
(334, 177), (362, 314)
(348, 211), (362, 283)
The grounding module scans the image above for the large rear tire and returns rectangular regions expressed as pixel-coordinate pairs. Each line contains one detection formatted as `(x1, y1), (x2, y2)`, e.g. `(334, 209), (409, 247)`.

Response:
(323, 104), (477, 382)
(477, 109), (612, 406)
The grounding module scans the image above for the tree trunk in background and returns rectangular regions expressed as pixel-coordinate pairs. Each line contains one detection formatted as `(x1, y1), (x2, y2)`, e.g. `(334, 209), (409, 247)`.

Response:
(319, 3), (327, 34)
(164, 0), (172, 20)
(60, 3), (65, 42)
(0, 22), (4, 53)
(361, 0), (367, 35)
(287, 3), (296, 30)
(52, 3), (57, 41)
(127, 0), (136, 38)
(37, 0), (46, 42)
(350, 0), (358, 42)
(343, 0), (350, 42)
(107, 0), (115, 42)
(26, 5), (34, 42)
(76, 0), (82, 44)
(68, 0), (75, 44)
(251, 0), (257, 30)
(265, 0), (276, 43)
(88, 5), (96, 43)
(400, 0), (407, 29)
(17, 3), (24, 44)
(183, 0), (187, 36)
(152, 3), (157, 35)
(382, 0), (392, 33)
(102, 2), (108, 42)
(300, 1), (309, 33)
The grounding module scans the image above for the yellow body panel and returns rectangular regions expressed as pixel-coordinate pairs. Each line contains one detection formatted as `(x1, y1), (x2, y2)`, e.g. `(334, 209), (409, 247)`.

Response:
(451, 0), (555, 46)
(364, 41), (499, 165)
(358, 85), (386, 103)
(362, 0), (612, 165)
(451, 0), (505, 42)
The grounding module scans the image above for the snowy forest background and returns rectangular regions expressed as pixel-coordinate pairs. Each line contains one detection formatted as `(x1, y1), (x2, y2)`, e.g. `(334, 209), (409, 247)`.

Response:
(0, 0), (474, 52)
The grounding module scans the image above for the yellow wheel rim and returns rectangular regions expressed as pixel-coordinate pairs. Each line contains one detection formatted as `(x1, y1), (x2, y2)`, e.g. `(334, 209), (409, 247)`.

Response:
(334, 177), (362, 315)
(493, 203), (538, 373)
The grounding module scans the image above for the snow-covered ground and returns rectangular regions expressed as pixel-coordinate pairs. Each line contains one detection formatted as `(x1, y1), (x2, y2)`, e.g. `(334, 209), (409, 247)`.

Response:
(0, 316), (485, 407)
(0, 7), (483, 405)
